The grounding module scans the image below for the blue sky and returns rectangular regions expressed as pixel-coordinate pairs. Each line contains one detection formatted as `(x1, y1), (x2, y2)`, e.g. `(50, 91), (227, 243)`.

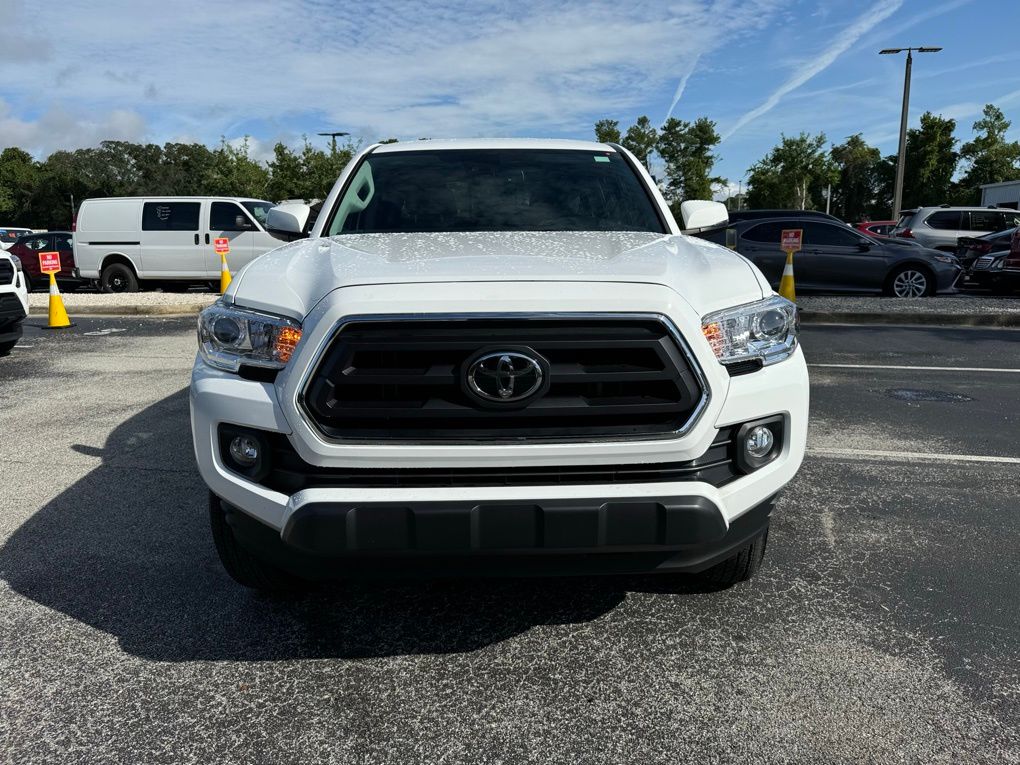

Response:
(1, 0), (1018, 197)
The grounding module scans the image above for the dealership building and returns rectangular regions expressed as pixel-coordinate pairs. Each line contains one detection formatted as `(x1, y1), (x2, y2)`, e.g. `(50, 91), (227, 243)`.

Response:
(980, 180), (1020, 209)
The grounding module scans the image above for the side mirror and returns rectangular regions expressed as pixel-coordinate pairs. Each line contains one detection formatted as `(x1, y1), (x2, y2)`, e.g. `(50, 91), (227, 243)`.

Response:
(266, 203), (311, 242)
(680, 200), (729, 232)
(857, 240), (872, 251)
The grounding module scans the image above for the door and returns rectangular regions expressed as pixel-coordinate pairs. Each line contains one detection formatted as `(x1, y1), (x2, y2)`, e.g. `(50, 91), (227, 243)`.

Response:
(141, 201), (203, 278)
(52, 232), (76, 275)
(799, 222), (888, 291)
(17, 234), (52, 284)
(205, 201), (257, 276)
(735, 222), (789, 287)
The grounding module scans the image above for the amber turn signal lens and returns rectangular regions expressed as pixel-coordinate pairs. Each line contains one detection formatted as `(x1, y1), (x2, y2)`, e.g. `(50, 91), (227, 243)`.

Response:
(701, 321), (724, 356)
(273, 326), (302, 363)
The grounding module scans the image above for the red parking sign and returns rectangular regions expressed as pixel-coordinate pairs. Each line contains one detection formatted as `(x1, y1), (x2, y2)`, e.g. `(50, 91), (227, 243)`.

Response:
(214, 237), (230, 255)
(781, 229), (803, 253)
(39, 251), (61, 274)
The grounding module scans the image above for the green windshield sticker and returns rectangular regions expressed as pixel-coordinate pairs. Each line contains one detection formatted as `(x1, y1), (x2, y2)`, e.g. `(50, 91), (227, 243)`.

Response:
(594, 155), (610, 162)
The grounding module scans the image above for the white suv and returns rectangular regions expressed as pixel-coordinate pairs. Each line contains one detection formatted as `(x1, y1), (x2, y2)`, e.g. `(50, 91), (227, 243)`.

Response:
(190, 139), (809, 591)
(0, 250), (29, 356)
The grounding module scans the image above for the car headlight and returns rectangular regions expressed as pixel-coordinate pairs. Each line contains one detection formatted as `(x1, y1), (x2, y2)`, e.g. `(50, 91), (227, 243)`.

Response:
(932, 253), (957, 265)
(197, 302), (302, 372)
(990, 259), (1004, 271)
(701, 295), (798, 367)
(9, 255), (22, 272)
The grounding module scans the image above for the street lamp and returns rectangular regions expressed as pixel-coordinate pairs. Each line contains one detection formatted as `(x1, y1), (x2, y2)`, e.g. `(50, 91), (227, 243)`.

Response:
(317, 131), (350, 154)
(879, 46), (942, 220)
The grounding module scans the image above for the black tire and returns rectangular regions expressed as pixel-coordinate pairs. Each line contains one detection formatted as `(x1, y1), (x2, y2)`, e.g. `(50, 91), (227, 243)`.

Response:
(884, 264), (934, 298)
(209, 492), (305, 593)
(100, 262), (139, 293)
(0, 339), (17, 357)
(699, 527), (769, 587)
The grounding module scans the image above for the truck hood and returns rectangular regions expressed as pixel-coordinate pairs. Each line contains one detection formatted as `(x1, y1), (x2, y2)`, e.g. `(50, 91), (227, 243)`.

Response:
(229, 231), (765, 319)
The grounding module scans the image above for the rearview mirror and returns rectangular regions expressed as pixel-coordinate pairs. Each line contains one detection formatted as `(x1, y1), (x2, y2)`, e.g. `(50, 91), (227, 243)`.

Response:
(266, 203), (311, 242)
(680, 200), (729, 232)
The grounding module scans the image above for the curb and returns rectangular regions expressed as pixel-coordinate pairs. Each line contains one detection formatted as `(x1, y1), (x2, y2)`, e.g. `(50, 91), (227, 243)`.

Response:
(28, 302), (215, 317)
(798, 311), (1020, 328)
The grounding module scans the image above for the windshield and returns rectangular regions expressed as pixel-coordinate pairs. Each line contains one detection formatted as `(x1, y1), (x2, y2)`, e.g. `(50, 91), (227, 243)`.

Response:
(326, 149), (665, 235)
(0, 229), (29, 244)
(241, 201), (275, 228)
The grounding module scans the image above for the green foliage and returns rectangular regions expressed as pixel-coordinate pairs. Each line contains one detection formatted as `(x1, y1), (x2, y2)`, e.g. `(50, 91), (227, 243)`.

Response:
(594, 119), (621, 144)
(621, 116), (658, 168)
(830, 134), (882, 221)
(899, 112), (958, 209)
(746, 132), (837, 210)
(955, 105), (1020, 204)
(0, 148), (40, 225)
(656, 117), (723, 213)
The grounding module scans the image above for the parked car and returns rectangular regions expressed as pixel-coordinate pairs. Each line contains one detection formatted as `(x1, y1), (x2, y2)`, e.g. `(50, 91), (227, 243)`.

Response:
(0, 227), (34, 250)
(7, 231), (79, 292)
(998, 227), (1020, 292)
(729, 209), (847, 225)
(891, 206), (1020, 251)
(695, 217), (962, 297)
(73, 197), (279, 292)
(0, 249), (29, 356)
(954, 227), (1015, 270)
(855, 220), (897, 237)
(191, 138), (808, 592)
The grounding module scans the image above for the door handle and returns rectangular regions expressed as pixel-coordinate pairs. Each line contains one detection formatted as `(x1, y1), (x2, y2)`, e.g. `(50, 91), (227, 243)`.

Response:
(205, 233), (210, 244)
(194, 233), (199, 245)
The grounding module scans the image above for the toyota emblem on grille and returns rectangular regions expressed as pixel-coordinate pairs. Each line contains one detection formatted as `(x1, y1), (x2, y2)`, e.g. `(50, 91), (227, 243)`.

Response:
(465, 350), (547, 405)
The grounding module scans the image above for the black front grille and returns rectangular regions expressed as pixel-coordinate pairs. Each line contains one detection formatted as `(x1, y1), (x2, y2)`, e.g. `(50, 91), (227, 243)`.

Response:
(259, 427), (738, 492)
(0, 292), (24, 316)
(0, 260), (13, 284)
(301, 317), (706, 442)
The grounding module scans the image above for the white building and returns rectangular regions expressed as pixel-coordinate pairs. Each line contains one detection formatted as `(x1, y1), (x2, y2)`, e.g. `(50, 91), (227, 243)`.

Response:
(979, 180), (1020, 208)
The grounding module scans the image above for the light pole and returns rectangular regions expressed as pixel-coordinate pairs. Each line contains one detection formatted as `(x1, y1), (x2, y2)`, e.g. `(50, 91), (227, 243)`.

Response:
(317, 131), (350, 155)
(879, 46), (941, 219)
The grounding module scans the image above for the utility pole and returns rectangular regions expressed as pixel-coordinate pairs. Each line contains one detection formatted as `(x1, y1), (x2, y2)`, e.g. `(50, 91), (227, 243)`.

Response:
(879, 46), (942, 219)
(317, 131), (350, 155)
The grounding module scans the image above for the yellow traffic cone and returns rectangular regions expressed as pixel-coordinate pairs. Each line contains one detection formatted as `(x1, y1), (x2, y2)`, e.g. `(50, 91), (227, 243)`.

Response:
(47, 272), (72, 329)
(778, 250), (796, 302)
(219, 252), (232, 294)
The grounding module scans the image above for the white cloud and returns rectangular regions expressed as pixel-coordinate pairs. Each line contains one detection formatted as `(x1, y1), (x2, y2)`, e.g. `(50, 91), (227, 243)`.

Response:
(0, 100), (146, 156)
(721, 0), (905, 141)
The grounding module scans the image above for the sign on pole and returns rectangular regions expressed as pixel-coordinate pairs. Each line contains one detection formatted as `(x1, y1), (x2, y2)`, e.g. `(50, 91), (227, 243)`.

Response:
(214, 237), (230, 255)
(780, 229), (803, 253)
(39, 251), (61, 274)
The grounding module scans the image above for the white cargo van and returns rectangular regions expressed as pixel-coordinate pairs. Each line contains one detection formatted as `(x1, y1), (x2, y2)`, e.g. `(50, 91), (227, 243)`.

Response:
(73, 197), (279, 291)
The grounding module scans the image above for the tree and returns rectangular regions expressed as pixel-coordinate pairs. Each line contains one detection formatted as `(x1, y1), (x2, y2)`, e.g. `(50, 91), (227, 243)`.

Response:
(0, 148), (40, 226)
(206, 138), (270, 199)
(879, 111), (958, 210)
(955, 104), (1020, 204)
(830, 134), (881, 222)
(622, 116), (658, 168)
(594, 119), (621, 144)
(267, 142), (304, 201)
(656, 117), (723, 214)
(746, 133), (836, 210)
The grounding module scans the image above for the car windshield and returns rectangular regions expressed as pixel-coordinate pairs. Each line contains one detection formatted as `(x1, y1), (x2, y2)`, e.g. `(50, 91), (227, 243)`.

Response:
(241, 201), (275, 227)
(0, 229), (27, 243)
(326, 149), (665, 235)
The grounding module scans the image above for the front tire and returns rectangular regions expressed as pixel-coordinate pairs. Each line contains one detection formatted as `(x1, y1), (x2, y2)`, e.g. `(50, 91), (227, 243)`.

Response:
(100, 262), (139, 293)
(885, 265), (933, 298)
(209, 492), (305, 593)
(700, 527), (768, 587)
(0, 338), (17, 356)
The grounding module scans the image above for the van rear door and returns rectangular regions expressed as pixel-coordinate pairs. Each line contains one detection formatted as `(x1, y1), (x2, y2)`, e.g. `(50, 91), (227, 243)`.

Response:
(141, 200), (204, 278)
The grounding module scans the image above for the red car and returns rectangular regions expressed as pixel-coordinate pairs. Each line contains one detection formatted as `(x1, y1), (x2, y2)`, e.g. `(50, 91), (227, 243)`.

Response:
(8, 231), (78, 292)
(855, 220), (897, 237)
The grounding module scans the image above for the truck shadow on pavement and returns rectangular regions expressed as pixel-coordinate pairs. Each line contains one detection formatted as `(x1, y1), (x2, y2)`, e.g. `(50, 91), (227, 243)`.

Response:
(0, 388), (714, 662)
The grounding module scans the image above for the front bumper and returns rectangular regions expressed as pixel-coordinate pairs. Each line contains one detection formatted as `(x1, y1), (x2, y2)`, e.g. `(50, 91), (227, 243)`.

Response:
(191, 284), (809, 573)
(0, 291), (27, 342)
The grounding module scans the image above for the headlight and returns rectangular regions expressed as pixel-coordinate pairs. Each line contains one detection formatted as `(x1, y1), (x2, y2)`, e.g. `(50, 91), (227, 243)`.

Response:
(932, 253), (957, 265)
(197, 302), (302, 372)
(9, 255), (22, 272)
(990, 259), (1004, 271)
(701, 295), (798, 367)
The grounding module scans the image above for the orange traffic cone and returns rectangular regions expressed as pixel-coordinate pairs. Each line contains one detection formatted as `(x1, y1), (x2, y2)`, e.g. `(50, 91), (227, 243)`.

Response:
(46, 272), (73, 329)
(778, 250), (796, 302)
(219, 252), (232, 294)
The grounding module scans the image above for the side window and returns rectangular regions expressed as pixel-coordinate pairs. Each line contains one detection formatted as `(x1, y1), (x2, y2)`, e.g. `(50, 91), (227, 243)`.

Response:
(142, 202), (200, 231)
(742, 222), (787, 243)
(55, 234), (73, 250)
(999, 211), (1020, 230)
(804, 222), (862, 247)
(968, 210), (1001, 232)
(210, 202), (255, 231)
(925, 211), (962, 230)
(23, 236), (50, 251)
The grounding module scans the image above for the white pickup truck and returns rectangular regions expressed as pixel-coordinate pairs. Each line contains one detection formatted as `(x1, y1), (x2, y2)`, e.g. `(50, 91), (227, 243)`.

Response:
(190, 139), (808, 592)
(0, 250), (29, 356)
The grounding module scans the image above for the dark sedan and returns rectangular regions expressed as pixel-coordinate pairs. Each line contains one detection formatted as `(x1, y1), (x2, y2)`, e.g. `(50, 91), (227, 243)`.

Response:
(955, 227), (1015, 270)
(696, 217), (962, 297)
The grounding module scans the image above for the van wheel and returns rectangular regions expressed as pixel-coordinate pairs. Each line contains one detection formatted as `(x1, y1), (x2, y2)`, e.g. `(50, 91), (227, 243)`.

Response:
(100, 263), (139, 293)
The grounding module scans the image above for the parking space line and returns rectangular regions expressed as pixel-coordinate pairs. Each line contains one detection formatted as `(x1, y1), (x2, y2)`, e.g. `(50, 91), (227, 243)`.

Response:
(809, 447), (1020, 465)
(809, 363), (1020, 373)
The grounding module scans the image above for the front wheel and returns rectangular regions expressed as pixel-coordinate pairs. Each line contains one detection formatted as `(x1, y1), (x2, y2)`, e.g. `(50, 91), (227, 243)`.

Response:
(100, 262), (139, 293)
(699, 527), (769, 587)
(0, 338), (17, 357)
(885, 266), (933, 298)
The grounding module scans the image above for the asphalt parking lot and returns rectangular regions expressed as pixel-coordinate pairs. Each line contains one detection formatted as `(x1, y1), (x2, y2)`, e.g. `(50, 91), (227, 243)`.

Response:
(1, 317), (1018, 764)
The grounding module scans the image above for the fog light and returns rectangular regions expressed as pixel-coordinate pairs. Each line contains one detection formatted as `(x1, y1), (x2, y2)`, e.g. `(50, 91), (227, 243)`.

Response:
(228, 435), (259, 467)
(745, 425), (774, 459)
